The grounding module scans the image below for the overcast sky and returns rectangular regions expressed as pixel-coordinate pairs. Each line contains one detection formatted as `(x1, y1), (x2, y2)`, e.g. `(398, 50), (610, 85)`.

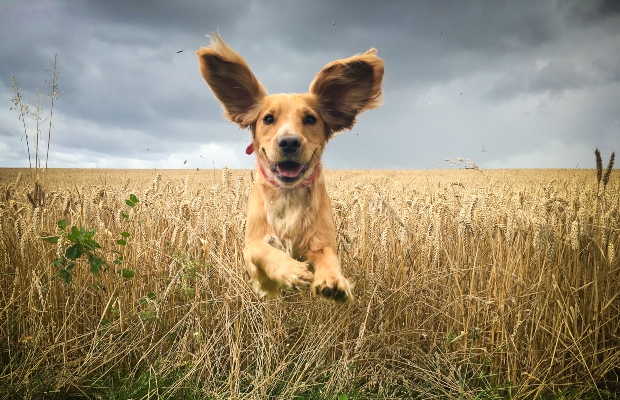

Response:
(1, 1), (619, 170)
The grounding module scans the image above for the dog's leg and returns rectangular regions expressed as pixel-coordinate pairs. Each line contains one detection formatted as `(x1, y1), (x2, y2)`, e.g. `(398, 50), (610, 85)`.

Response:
(244, 239), (314, 298)
(308, 247), (353, 303)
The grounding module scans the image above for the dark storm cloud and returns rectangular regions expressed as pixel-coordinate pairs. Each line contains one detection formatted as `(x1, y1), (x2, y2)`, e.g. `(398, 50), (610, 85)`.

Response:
(566, 0), (620, 25)
(1, 0), (618, 169)
(485, 60), (594, 102)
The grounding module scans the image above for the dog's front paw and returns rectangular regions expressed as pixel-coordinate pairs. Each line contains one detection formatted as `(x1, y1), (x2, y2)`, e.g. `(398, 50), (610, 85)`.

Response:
(274, 259), (314, 292)
(312, 271), (353, 303)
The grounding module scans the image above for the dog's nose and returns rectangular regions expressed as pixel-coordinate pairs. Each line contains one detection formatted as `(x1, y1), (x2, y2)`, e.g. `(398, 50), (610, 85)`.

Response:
(278, 135), (301, 154)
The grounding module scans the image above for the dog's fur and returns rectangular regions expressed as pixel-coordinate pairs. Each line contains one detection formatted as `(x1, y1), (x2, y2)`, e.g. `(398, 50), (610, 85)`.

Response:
(197, 35), (383, 302)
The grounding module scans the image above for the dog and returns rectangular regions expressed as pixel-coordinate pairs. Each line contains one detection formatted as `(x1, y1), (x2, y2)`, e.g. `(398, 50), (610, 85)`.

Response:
(197, 35), (383, 303)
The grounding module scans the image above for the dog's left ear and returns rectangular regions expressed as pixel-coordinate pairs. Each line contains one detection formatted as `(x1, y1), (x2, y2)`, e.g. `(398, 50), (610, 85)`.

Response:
(310, 49), (384, 137)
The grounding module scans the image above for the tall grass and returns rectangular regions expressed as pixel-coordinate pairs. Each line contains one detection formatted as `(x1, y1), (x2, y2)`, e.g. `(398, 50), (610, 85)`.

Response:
(9, 54), (61, 174)
(0, 168), (618, 399)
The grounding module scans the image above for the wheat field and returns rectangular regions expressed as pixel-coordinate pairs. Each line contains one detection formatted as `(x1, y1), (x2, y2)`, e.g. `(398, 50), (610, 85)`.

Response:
(0, 167), (618, 399)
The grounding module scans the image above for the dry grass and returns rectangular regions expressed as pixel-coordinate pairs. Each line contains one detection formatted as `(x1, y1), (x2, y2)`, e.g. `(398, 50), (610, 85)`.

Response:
(0, 167), (619, 399)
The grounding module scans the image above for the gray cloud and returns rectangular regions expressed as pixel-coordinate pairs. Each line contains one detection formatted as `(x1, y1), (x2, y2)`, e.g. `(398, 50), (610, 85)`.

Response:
(1, 0), (618, 170)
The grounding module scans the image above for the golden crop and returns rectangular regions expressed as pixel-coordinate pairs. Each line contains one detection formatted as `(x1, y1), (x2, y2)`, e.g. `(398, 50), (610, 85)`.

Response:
(0, 167), (618, 398)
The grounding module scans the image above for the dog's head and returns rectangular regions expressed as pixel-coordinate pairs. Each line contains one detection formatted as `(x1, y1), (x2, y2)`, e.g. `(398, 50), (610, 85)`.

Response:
(197, 35), (383, 188)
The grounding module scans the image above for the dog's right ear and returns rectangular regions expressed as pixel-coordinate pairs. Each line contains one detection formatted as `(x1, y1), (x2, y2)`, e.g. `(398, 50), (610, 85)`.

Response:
(197, 34), (267, 128)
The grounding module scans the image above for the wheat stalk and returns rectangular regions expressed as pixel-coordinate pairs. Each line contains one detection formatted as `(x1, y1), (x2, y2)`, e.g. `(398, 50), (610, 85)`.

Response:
(603, 152), (614, 188)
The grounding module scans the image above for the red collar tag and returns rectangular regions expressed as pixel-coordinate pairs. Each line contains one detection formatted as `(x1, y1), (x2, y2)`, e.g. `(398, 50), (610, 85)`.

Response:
(245, 143), (254, 155)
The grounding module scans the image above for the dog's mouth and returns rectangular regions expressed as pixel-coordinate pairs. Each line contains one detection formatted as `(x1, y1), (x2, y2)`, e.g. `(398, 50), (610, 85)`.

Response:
(262, 148), (316, 185)
(273, 161), (305, 181)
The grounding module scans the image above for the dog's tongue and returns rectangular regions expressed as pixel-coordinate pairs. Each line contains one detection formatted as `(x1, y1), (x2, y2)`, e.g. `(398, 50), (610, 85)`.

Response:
(277, 162), (303, 178)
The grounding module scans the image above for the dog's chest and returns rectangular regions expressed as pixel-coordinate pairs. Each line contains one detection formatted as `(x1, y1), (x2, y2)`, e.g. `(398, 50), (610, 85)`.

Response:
(264, 189), (311, 256)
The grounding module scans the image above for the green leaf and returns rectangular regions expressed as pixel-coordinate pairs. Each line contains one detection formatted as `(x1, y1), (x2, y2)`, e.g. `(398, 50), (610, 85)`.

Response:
(126, 199), (136, 207)
(57, 220), (67, 230)
(67, 226), (83, 243)
(84, 228), (96, 240)
(121, 212), (129, 219)
(65, 243), (83, 260)
(59, 269), (72, 283)
(52, 257), (65, 267)
(66, 262), (75, 272)
(129, 194), (138, 203)
(147, 292), (156, 300)
(339, 395), (349, 400)
(84, 240), (100, 251)
(119, 269), (135, 279)
(116, 239), (127, 246)
(88, 255), (105, 275)
(120, 231), (130, 238)
(449, 333), (465, 344)
(43, 236), (59, 244)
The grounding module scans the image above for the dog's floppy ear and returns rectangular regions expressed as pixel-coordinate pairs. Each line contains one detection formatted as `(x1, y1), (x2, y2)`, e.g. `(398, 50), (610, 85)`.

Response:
(310, 49), (384, 136)
(197, 34), (267, 128)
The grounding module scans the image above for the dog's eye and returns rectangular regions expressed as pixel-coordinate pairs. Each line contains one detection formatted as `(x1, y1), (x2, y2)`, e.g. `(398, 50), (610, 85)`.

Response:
(303, 115), (317, 125)
(263, 114), (275, 125)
